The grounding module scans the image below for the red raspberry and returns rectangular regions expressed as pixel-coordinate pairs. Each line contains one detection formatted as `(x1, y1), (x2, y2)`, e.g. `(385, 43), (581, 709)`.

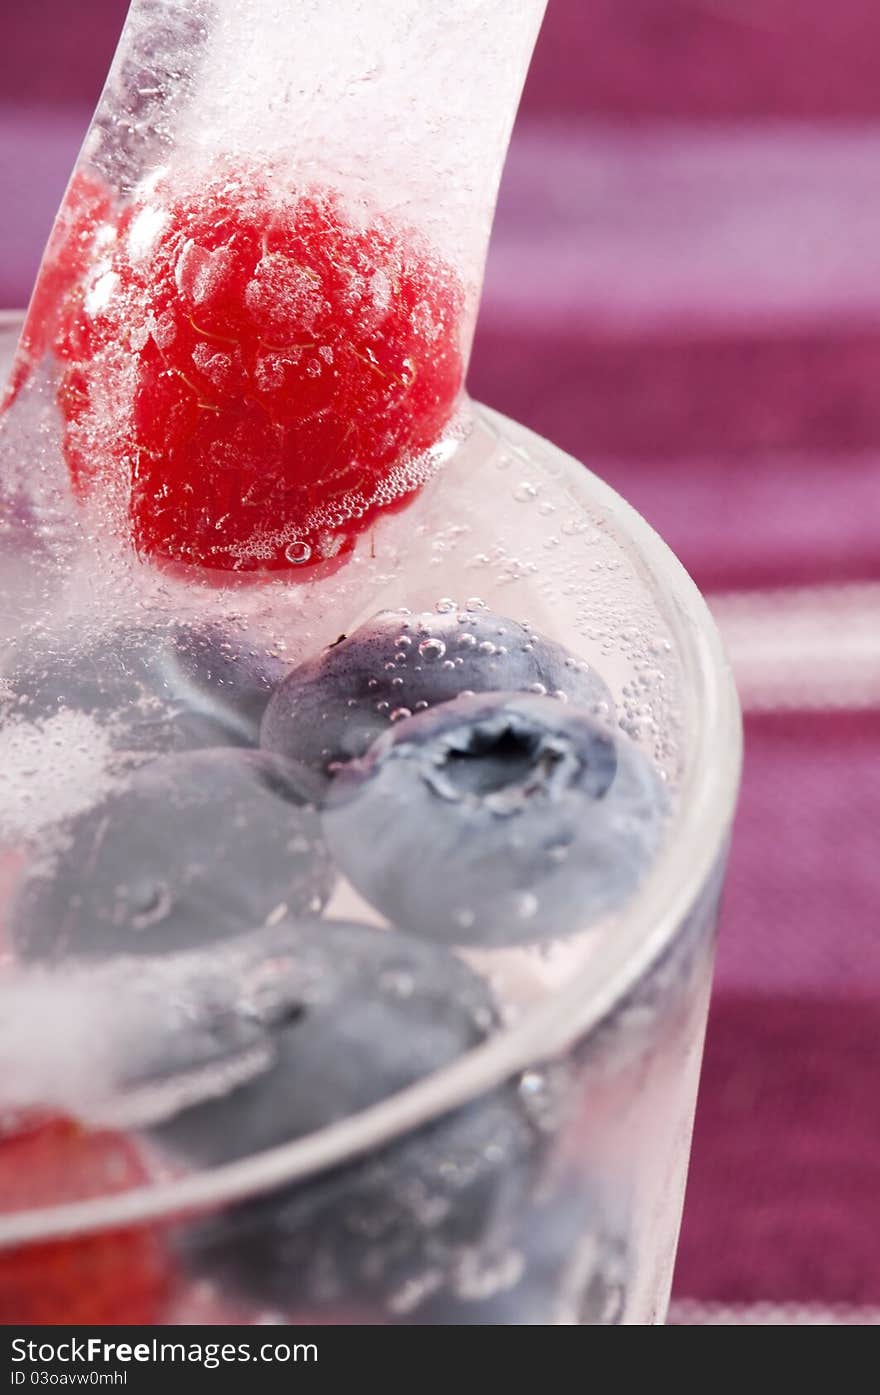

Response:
(2, 169), (114, 411)
(0, 1115), (172, 1323)
(59, 162), (465, 576)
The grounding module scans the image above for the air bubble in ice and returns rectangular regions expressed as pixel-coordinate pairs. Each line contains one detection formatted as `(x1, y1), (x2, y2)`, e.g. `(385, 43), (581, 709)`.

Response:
(284, 540), (312, 564)
(513, 482), (538, 503)
(130, 881), (173, 931)
(518, 1069), (545, 1099)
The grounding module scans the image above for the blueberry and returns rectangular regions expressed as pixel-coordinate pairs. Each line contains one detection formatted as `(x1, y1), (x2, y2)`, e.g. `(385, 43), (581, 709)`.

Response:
(260, 608), (611, 785)
(323, 692), (667, 947)
(400, 1188), (629, 1324)
(162, 621), (291, 745)
(10, 749), (331, 962)
(153, 918), (547, 1313)
(1, 620), (289, 753)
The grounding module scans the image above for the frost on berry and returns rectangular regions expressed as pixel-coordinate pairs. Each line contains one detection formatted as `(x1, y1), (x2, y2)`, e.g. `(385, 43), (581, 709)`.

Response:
(2, 169), (115, 412)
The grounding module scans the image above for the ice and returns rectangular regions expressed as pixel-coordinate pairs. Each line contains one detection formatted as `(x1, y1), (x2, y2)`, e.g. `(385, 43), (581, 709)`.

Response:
(159, 0), (548, 280)
(0, 925), (326, 1130)
(37, 0), (548, 340)
(86, 0), (217, 197)
(0, 710), (119, 847)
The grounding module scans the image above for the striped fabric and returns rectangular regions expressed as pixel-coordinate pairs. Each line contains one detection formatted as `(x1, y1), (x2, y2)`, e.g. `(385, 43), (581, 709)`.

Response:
(669, 1301), (880, 1327)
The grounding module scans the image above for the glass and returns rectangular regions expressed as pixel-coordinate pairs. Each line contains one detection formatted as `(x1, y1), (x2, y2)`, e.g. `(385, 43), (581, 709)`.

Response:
(0, 0), (741, 1326)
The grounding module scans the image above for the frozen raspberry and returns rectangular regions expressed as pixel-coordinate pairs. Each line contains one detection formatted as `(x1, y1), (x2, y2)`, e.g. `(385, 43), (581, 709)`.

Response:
(0, 1115), (172, 1323)
(58, 162), (465, 575)
(2, 169), (115, 411)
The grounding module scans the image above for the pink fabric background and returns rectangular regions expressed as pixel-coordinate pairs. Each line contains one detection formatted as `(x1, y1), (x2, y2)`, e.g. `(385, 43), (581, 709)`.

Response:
(2, 0), (879, 1319)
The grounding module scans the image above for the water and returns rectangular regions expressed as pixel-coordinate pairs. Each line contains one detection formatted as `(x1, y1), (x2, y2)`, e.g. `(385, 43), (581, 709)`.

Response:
(0, 389), (684, 991)
(0, 364), (700, 1323)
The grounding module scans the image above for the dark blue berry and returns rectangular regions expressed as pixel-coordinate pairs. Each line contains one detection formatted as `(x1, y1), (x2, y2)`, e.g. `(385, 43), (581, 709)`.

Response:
(260, 608), (612, 785)
(153, 918), (547, 1313)
(10, 749), (331, 962)
(323, 692), (666, 946)
(1, 620), (289, 753)
(401, 1187), (629, 1324)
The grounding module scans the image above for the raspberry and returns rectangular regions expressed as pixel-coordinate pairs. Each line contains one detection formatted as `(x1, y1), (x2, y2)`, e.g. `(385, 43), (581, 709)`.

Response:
(0, 1115), (172, 1323)
(2, 169), (114, 411)
(58, 162), (465, 575)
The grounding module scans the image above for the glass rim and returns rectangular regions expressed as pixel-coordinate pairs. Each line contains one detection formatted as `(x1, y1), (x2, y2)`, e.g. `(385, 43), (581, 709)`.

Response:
(0, 317), (742, 1246)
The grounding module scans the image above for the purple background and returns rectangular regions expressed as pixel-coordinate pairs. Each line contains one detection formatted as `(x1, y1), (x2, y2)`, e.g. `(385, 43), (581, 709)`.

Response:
(3, 0), (880, 1317)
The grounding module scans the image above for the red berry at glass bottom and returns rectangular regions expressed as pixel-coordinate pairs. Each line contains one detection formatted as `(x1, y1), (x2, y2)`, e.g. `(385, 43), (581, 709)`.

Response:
(0, 1116), (171, 1324)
